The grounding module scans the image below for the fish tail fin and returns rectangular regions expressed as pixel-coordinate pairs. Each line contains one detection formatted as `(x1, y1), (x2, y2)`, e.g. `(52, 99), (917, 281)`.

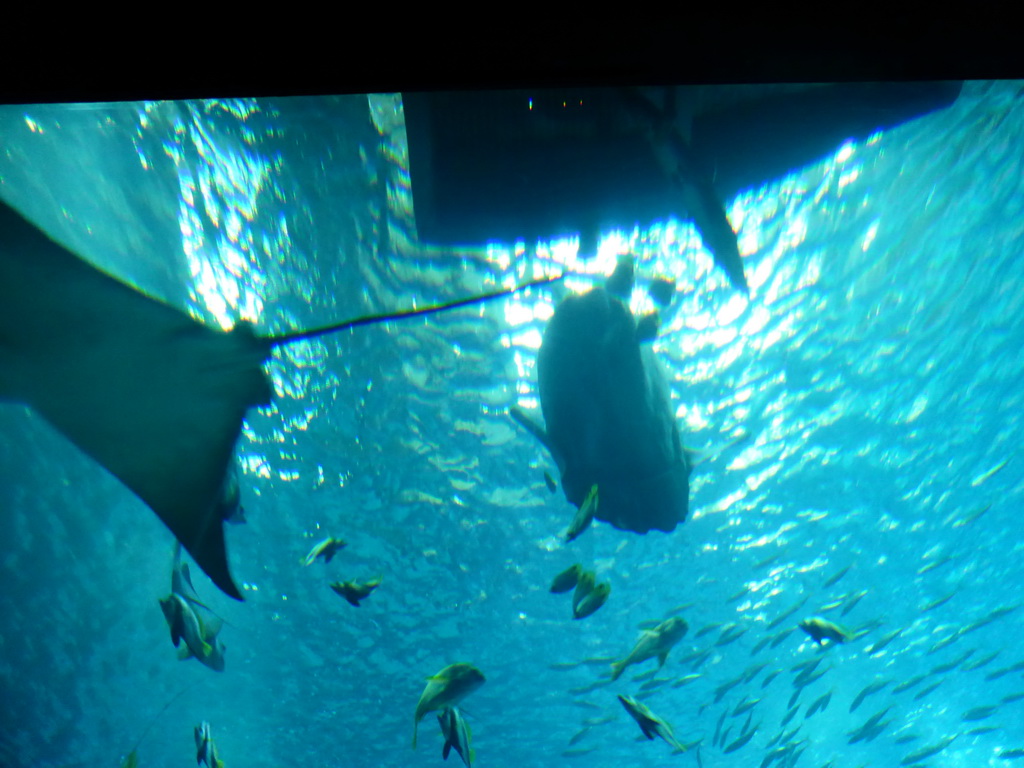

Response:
(610, 661), (624, 681)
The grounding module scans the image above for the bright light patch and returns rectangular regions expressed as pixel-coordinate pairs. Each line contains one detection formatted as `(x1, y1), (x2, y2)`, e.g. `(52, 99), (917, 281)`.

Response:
(836, 141), (855, 163)
(862, 219), (880, 252)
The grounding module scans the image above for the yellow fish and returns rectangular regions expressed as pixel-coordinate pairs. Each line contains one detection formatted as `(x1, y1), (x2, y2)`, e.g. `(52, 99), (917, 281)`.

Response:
(413, 663), (485, 749)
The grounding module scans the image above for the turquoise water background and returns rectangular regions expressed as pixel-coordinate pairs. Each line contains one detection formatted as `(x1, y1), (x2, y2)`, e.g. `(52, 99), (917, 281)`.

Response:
(0, 81), (1022, 767)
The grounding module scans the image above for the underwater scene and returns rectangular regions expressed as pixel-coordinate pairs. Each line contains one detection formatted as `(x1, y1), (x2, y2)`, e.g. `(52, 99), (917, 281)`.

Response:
(0, 80), (1022, 768)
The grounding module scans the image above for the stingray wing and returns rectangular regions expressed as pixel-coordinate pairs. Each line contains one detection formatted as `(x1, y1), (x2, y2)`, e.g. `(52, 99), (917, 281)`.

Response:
(0, 200), (272, 599)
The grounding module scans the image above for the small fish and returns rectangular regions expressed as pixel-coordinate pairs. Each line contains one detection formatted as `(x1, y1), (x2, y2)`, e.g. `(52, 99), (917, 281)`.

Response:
(568, 726), (591, 746)
(194, 722), (224, 768)
(610, 617), (688, 681)
(302, 537), (346, 566)
(543, 470), (558, 493)
(437, 706), (473, 767)
(966, 726), (1000, 736)
(768, 597), (809, 630)
(741, 663), (768, 684)
(715, 625), (748, 647)
(805, 690), (832, 718)
(712, 711), (727, 746)
(160, 593), (212, 661)
(962, 705), (998, 721)
(723, 726), (757, 754)
(779, 705), (799, 727)
(639, 677), (672, 692)
(840, 589), (869, 617)
(921, 590), (958, 613)
(849, 679), (890, 712)
(770, 628), (795, 648)
(971, 457), (1009, 487)
(999, 748), (1024, 759)
(714, 675), (744, 703)
(900, 734), (957, 765)
(550, 563), (583, 594)
(672, 674), (701, 689)
(618, 695), (689, 753)
(822, 564), (852, 589)
(963, 649), (1001, 671)
(727, 585), (751, 603)
(949, 503), (991, 528)
(572, 570), (597, 614)
(573, 582), (611, 620)
(565, 484), (598, 542)
(732, 697), (760, 717)
(413, 663), (485, 749)
(798, 617), (854, 646)
(175, 617), (226, 673)
(913, 679), (944, 701)
(330, 577), (381, 607)
(892, 674), (926, 694)
(761, 670), (781, 689)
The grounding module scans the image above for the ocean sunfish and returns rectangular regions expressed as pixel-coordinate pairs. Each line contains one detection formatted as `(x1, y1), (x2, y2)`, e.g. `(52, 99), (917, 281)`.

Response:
(511, 257), (691, 534)
(0, 199), (559, 600)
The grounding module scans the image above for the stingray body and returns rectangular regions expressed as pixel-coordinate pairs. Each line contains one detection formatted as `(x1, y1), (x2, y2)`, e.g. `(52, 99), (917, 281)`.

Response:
(513, 259), (690, 534)
(0, 201), (272, 599)
(0, 199), (559, 600)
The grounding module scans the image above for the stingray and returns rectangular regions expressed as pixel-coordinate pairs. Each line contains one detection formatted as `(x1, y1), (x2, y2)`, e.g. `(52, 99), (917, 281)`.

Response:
(511, 257), (691, 534)
(0, 199), (560, 600)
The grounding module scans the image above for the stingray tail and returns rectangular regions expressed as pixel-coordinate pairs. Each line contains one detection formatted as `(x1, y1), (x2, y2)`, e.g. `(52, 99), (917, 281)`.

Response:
(267, 274), (564, 346)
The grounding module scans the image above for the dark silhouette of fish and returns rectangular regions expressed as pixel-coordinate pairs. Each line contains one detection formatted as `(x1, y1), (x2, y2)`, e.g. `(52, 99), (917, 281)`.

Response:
(0, 199), (559, 600)
(405, 82), (963, 292)
(511, 257), (691, 534)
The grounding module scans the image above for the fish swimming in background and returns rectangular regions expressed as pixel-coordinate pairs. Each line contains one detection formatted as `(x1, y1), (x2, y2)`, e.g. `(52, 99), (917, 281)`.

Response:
(573, 581), (611, 620)
(0, 199), (562, 600)
(610, 617), (689, 681)
(194, 722), (225, 768)
(617, 694), (689, 753)
(437, 707), (474, 767)
(564, 484), (598, 542)
(302, 537), (347, 566)
(799, 617), (855, 646)
(164, 544), (226, 671)
(413, 663), (486, 749)
(572, 570), (597, 615)
(511, 256), (692, 536)
(159, 593), (212, 661)
(330, 578), (381, 607)
(549, 563), (583, 594)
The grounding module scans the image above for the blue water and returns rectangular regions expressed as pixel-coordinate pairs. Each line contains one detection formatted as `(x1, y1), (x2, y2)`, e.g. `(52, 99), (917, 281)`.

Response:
(0, 81), (1022, 768)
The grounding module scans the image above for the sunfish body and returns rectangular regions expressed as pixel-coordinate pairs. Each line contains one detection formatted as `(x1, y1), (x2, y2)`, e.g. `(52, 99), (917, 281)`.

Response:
(413, 663), (485, 749)
(437, 707), (473, 767)
(611, 616), (689, 681)
(512, 257), (691, 534)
